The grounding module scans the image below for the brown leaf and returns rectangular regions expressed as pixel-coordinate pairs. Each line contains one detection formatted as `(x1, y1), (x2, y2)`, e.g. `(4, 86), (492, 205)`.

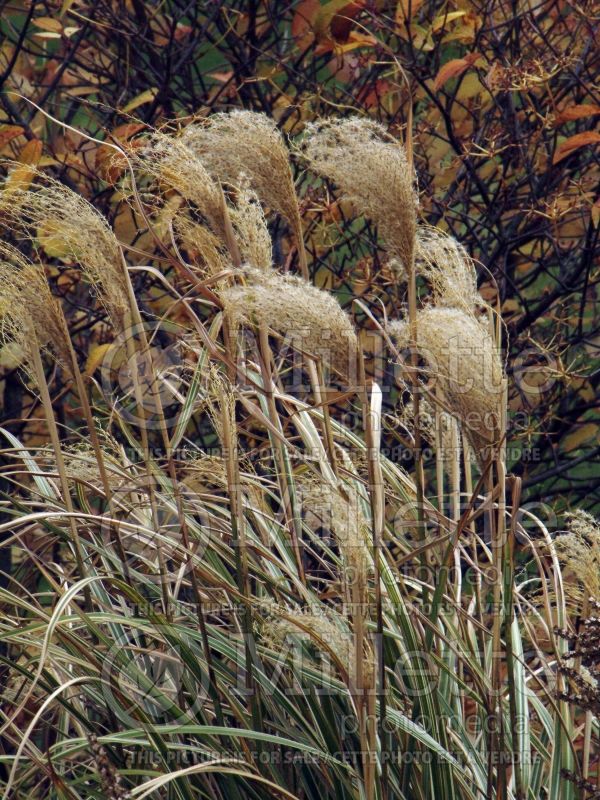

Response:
(433, 53), (481, 91)
(552, 131), (600, 165)
(554, 104), (600, 124)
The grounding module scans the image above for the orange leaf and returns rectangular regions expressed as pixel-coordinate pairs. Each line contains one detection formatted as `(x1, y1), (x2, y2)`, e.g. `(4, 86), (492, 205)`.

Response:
(0, 125), (25, 151)
(433, 53), (481, 91)
(554, 104), (600, 124)
(552, 131), (600, 165)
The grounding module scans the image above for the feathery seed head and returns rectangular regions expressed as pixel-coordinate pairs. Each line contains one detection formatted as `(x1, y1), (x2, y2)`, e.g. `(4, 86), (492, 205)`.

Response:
(300, 478), (370, 590)
(135, 131), (225, 240)
(205, 367), (237, 452)
(0, 244), (72, 378)
(261, 601), (353, 673)
(182, 111), (301, 237)
(227, 178), (272, 270)
(39, 441), (126, 491)
(220, 267), (358, 383)
(1, 175), (128, 326)
(415, 226), (481, 312)
(389, 307), (504, 466)
(174, 215), (231, 278)
(555, 511), (600, 608)
(303, 117), (417, 275)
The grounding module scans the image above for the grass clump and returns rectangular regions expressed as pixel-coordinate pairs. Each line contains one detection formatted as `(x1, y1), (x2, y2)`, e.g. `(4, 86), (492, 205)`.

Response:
(0, 111), (586, 800)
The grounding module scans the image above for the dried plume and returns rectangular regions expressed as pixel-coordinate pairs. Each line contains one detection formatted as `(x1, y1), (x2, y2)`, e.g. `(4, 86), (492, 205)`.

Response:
(300, 478), (370, 596)
(0, 244), (72, 378)
(135, 131), (225, 239)
(220, 268), (358, 381)
(38, 440), (126, 493)
(415, 226), (481, 312)
(261, 602), (351, 672)
(227, 179), (272, 270)
(554, 511), (600, 609)
(174, 215), (230, 278)
(205, 367), (238, 453)
(389, 307), (504, 466)
(303, 117), (417, 275)
(1, 174), (128, 325)
(182, 110), (303, 246)
(261, 601), (375, 688)
(397, 394), (462, 476)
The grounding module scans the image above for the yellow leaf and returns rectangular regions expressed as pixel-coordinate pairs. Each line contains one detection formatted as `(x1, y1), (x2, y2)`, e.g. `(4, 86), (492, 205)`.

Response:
(60, 0), (78, 16)
(395, 0), (425, 25)
(431, 10), (467, 32)
(122, 88), (158, 113)
(456, 72), (485, 100)
(85, 343), (113, 377)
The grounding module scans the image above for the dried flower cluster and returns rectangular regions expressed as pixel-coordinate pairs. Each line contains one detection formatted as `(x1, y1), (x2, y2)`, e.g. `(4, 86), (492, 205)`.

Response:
(554, 510), (600, 608)
(300, 478), (370, 591)
(302, 117), (417, 275)
(220, 267), (358, 381)
(415, 226), (482, 313)
(389, 307), (503, 465)
(0, 243), (72, 380)
(182, 111), (303, 247)
(1, 174), (128, 325)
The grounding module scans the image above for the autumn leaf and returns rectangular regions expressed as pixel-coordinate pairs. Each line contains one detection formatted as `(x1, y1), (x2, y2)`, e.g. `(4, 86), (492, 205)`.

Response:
(0, 125), (25, 151)
(19, 139), (43, 165)
(33, 17), (63, 33)
(293, 0), (366, 48)
(122, 88), (158, 113)
(433, 53), (482, 91)
(554, 104), (600, 124)
(291, 0), (320, 46)
(1, 138), (42, 199)
(85, 343), (114, 377)
(552, 131), (600, 165)
(395, 0), (425, 25)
